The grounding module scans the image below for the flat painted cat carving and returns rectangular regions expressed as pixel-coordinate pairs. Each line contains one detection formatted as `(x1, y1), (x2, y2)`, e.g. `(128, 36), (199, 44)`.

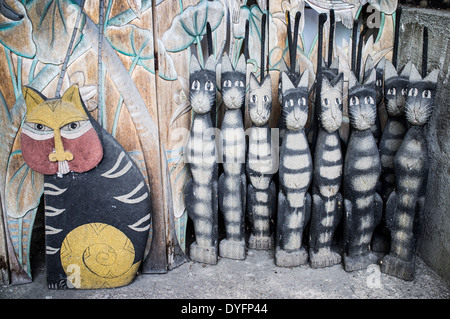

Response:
(21, 85), (151, 289)
(372, 60), (412, 253)
(309, 72), (344, 268)
(218, 54), (247, 260)
(381, 66), (439, 281)
(275, 70), (312, 267)
(184, 54), (219, 264)
(343, 70), (382, 272)
(246, 73), (277, 250)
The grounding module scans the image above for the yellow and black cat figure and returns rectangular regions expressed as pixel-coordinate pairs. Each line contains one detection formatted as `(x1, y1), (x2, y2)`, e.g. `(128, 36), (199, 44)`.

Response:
(21, 85), (152, 289)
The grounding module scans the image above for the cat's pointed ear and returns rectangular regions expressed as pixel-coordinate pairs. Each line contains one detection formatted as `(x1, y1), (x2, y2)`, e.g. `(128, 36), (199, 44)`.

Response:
(221, 53), (233, 74)
(364, 54), (374, 73)
(204, 55), (216, 73)
(348, 71), (358, 89)
(297, 69), (309, 88)
(22, 86), (45, 113)
(329, 56), (339, 71)
(190, 54), (202, 74)
(424, 68), (439, 84)
(384, 59), (398, 81)
(236, 54), (247, 74)
(409, 64), (422, 82)
(321, 76), (333, 92)
(376, 57), (386, 71)
(261, 74), (272, 92)
(363, 68), (376, 87)
(249, 72), (260, 89)
(279, 58), (289, 73)
(282, 72), (295, 95)
(62, 85), (86, 115)
(400, 60), (413, 78)
(332, 72), (344, 91)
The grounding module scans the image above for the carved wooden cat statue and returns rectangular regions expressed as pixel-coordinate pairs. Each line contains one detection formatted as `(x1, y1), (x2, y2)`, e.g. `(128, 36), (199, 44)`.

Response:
(381, 65), (439, 281)
(343, 70), (383, 272)
(309, 72), (344, 269)
(218, 53), (247, 260)
(372, 60), (412, 253)
(246, 73), (277, 250)
(275, 70), (312, 267)
(184, 54), (219, 265)
(21, 85), (152, 289)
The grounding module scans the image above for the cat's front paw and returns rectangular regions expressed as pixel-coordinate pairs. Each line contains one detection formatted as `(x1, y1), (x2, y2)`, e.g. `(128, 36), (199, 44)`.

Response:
(189, 242), (218, 265)
(219, 239), (246, 260)
(380, 254), (415, 281)
(248, 234), (274, 250)
(275, 247), (308, 267)
(309, 248), (341, 269)
(343, 252), (379, 272)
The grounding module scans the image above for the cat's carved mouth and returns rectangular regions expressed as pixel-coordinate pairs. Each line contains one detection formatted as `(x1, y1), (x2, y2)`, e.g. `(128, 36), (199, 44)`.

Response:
(57, 160), (70, 177)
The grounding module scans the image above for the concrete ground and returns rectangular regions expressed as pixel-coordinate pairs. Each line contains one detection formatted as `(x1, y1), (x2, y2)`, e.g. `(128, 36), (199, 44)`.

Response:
(1, 246), (449, 300)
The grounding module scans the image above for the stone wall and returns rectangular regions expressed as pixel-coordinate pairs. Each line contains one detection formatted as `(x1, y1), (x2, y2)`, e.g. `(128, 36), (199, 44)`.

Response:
(397, 7), (450, 285)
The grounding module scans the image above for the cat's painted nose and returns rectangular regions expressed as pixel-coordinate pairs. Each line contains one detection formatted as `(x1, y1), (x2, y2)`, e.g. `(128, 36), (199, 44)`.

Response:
(49, 129), (74, 162)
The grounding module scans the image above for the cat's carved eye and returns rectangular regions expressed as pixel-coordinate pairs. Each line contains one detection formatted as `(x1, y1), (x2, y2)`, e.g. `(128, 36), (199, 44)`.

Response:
(323, 98), (329, 106)
(30, 123), (51, 131)
(263, 95), (269, 102)
(402, 88), (408, 95)
(409, 88), (418, 97)
(61, 121), (82, 132)
(422, 89), (431, 98)
(335, 98), (341, 106)
(250, 95), (257, 103)
(376, 79), (382, 86)
(349, 96), (359, 106)
(239, 81), (244, 87)
(387, 87), (396, 95)
(365, 96), (374, 105)
(224, 80), (232, 88)
(299, 97), (306, 106)
(191, 80), (200, 90)
(205, 80), (214, 91)
(285, 99), (293, 107)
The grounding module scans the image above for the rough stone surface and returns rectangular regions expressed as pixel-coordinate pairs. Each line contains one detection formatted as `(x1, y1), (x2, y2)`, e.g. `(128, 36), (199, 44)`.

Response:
(397, 7), (450, 286)
(1, 248), (449, 299)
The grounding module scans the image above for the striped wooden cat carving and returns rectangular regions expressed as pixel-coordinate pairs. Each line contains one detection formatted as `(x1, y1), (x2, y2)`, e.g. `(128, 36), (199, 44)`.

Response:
(184, 54), (219, 264)
(381, 66), (439, 281)
(343, 70), (383, 272)
(309, 72), (344, 268)
(21, 85), (152, 289)
(246, 73), (277, 250)
(275, 70), (312, 267)
(218, 54), (247, 260)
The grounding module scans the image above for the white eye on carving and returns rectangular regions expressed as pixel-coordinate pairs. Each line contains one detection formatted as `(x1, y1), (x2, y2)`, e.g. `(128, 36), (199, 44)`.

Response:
(191, 80), (200, 90)
(263, 95), (269, 102)
(376, 79), (382, 86)
(250, 95), (257, 103)
(402, 88), (408, 95)
(61, 121), (82, 131)
(365, 96), (374, 105)
(323, 98), (329, 106)
(224, 80), (232, 87)
(285, 99), (293, 108)
(205, 80), (214, 91)
(387, 87), (396, 95)
(349, 96), (359, 106)
(408, 87), (418, 97)
(422, 89), (431, 98)
(239, 81), (245, 87)
(335, 98), (341, 106)
(32, 123), (52, 131)
(301, 97), (306, 105)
